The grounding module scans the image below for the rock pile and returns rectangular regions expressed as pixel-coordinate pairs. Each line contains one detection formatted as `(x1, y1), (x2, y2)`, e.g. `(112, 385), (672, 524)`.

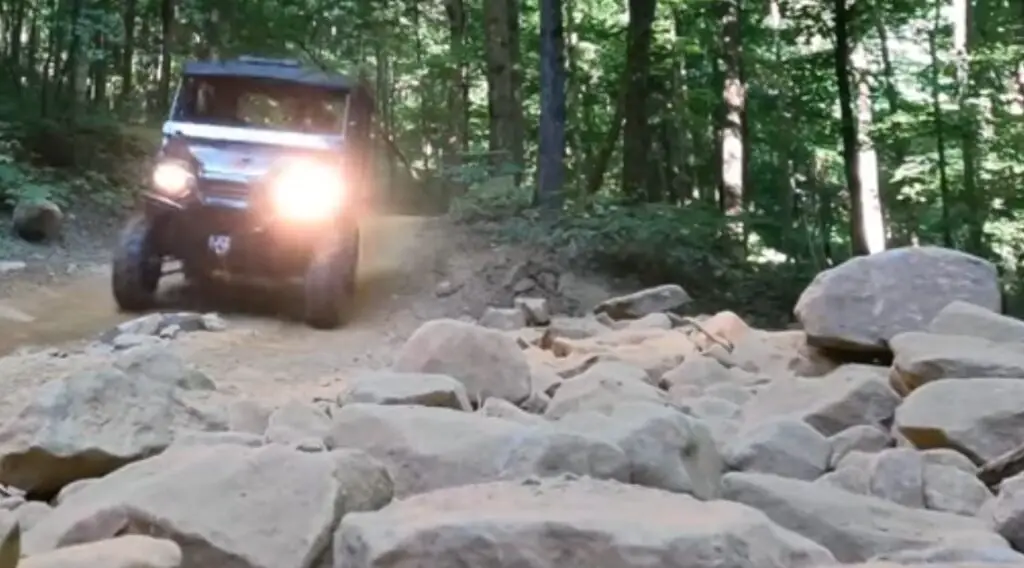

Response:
(2, 245), (1024, 567)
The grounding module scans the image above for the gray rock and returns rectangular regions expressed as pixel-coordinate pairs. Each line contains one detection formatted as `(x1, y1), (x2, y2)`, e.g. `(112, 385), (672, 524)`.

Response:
(794, 246), (1000, 352)
(23, 445), (394, 568)
(724, 418), (831, 481)
(393, 319), (532, 404)
(890, 332), (1024, 393)
(828, 425), (892, 469)
(894, 378), (1024, 463)
(923, 463), (991, 516)
(264, 400), (331, 447)
(0, 368), (225, 496)
(593, 284), (692, 320)
(741, 364), (899, 436)
(325, 404), (629, 498)
(929, 300), (1024, 344)
(339, 371), (472, 411)
(722, 471), (1010, 562)
(557, 402), (723, 498)
(335, 476), (835, 568)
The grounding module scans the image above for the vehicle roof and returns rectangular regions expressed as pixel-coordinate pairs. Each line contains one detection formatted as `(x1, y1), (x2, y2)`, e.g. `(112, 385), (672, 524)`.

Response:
(182, 57), (360, 92)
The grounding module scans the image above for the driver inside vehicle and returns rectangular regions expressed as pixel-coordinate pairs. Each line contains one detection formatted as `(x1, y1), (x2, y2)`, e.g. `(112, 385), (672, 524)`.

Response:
(284, 99), (341, 133)
(195, 82), (246, 126)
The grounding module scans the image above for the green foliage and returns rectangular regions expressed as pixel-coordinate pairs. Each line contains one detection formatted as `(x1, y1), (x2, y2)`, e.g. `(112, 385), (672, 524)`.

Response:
(450, 174), (533, 222)
(481, 194), (817, 327)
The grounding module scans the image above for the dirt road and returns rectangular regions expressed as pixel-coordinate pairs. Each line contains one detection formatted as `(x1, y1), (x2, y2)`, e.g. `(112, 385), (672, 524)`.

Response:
(0, 213), (618, 420)
(0, 215), (511, 410)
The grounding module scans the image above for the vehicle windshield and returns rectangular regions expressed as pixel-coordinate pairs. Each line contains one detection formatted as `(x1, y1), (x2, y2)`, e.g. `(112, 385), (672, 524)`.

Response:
(173, 76), (349, 135)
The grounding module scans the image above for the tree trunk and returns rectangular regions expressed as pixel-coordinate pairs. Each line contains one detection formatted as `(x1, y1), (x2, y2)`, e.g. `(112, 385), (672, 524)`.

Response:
(620, 0), (657, 201)
(537, 0), (566, 213)
(444, 0), (469, 164)
(483, 0), (524, 175)
(831, 0), (870, 256)
(928, 0), (953, 247)
(67, 0), (89, 116)
(91, 31), (108, 107)
(118, 0), (137, 111)
(157, 0), (175, 116)
(851, 44), (886, 253)
(584, 85), (624, 196)
(7, 0), (26, 86)
(718, 0), (744, 216)
(507, 0), (525, 176)
(953, 0), (983, 254)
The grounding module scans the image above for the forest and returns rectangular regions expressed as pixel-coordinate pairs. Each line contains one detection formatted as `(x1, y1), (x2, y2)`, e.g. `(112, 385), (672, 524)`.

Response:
(0, 0), (1020, 324)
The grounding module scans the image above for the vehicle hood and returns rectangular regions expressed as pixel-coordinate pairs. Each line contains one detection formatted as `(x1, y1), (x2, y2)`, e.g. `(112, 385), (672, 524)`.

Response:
(161, 122), (344, 183)
(184, 140), (337, 182)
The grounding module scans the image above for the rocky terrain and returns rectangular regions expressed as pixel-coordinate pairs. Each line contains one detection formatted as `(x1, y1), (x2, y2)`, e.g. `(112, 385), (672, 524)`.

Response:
(1, 234), (1024, 568)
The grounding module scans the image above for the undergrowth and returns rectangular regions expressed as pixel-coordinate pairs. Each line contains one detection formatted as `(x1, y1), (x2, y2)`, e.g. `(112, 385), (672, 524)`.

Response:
(449, 176), (817, 328)
(0, 99), (155, 218)
(450, 174), (1024, 327)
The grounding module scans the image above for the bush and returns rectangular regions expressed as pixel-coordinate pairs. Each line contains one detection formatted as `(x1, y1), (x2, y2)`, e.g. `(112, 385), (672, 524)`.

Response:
(458, 181), (818, 328)
(0, 111), (153, 214)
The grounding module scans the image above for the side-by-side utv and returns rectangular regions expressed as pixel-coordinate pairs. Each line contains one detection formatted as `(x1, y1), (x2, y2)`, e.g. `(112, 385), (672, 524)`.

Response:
(112, 56), (376, 329)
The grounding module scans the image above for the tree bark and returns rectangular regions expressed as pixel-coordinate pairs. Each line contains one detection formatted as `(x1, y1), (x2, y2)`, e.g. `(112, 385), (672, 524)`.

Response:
(620, 0), (657, 201)
(831, 0), (870, 255)
(537, 0), (567, 213)
(718, 0), (744, 216)
(851, 44), (886, 253)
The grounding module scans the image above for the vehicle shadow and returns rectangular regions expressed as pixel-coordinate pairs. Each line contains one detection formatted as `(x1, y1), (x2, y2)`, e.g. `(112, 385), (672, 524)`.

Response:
(153, 266), (409, 326)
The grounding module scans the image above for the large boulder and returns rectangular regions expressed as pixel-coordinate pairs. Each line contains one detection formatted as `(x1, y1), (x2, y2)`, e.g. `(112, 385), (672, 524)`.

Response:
(923, 462), (992, 517)
(544, 364), (671, 419)
(893, 378), (1024, 464)
(335, 476), (836, 568)
(0, 367), (226, 496)
(550, 327), (699, 379)
(592, 284), (692, 320)
(19, 535), (181, 568)
(392, 319), (532, 404)
(724, 418), (831, 481)
(983, 472), (1024, 550)
(325, 404), (629, 497)
(12, 199), (63, 244)
(740, 364), (900, 436)
(661, 355), (763, 391)
(23, 444), (394, 568)
(555, 401), (723, 498)
(721, 472), (1011, 562)
(889, 332), (1024, 394)
(721, 329), (838, 378)
(794, 246), (1001, 353)
(929, 300), (1024, 344)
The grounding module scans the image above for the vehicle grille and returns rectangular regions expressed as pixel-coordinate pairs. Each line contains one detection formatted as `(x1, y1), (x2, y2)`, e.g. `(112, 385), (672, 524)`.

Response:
(192, 206), (251, 234)
(199, 179), (251, 200)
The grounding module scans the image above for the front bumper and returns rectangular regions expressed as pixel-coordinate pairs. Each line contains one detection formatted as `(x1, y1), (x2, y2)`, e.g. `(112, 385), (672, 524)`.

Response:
(142, 180), (341, 276)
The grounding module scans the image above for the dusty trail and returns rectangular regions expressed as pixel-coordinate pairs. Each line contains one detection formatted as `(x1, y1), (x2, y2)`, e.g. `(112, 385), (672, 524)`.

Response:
(0, 215), (501, 414)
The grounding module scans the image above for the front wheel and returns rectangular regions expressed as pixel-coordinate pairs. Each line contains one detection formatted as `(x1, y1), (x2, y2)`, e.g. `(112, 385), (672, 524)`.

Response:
(302, 230), (359, 329)
(112, 214), (162, 312)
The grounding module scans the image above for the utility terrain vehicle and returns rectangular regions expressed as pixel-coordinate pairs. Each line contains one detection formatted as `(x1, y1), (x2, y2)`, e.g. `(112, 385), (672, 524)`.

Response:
(112, 56), (376, 329)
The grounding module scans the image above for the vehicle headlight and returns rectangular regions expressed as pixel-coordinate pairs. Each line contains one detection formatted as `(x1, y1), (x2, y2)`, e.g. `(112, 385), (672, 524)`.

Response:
(152, 160), (195, 198)
(269, 160), (345, 221)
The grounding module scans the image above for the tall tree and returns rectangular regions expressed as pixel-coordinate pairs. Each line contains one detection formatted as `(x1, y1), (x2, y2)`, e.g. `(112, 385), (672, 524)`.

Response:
(718, 0), (744, 217)
(831, 0), (870, 255)
(537, 0), (566, 213)
(620, 0), (657, 201)
(484, 0), (525, 174)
